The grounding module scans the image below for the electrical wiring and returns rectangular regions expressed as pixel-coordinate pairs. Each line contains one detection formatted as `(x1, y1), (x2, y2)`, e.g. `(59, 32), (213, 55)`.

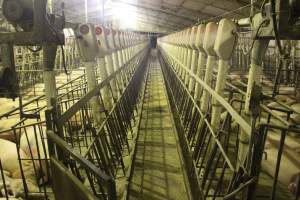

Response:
(45, 14), (70, 75)
(260, 0), (268, 16)
(230, 30), (239, 58)
(241, 18), (269, 56)
(270, 0), (283, 56)
(269, 0), (288, 97)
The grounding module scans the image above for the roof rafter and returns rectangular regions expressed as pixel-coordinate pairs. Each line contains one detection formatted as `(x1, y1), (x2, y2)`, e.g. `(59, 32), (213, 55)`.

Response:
(105, 14), (181, 30)
(103, 9), (188, 28)
(111, 0), (197, 22)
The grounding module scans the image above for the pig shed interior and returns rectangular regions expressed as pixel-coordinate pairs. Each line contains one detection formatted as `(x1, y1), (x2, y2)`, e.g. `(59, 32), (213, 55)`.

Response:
(0, 0), (300, 200)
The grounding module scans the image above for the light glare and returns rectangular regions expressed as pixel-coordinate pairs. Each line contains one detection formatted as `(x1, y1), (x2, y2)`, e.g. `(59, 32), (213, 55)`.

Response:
(111, 2), (137, 29)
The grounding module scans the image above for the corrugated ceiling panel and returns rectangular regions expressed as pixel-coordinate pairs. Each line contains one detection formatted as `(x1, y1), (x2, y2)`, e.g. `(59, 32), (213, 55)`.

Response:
(182, 0), (206, 11)
(212, 0), (242, 10)
(201, 5), (226, 15)
(163, 0), (183, 6)
(52, 0), (250, 32)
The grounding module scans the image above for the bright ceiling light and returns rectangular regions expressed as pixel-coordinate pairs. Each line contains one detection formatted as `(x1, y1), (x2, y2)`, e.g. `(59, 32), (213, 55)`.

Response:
(109, 1), (137, 29)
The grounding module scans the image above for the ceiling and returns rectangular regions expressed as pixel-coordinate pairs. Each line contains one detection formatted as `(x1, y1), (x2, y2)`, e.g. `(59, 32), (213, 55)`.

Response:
(45, 0), (255, 33)
(53, 0), (253, 32)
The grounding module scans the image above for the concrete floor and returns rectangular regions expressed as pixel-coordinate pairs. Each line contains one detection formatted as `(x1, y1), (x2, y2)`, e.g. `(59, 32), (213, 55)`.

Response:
(128, 51), (189, 200)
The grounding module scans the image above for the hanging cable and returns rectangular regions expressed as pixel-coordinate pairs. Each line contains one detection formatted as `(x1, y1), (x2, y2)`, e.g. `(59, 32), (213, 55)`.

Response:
(270, 0), (283, 55)
(44, 3), (70, 75)
(241, 18), (269, 55)
(270, 0), (287, 96)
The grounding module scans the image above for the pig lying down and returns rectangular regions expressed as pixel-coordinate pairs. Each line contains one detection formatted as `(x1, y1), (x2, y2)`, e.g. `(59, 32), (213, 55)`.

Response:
(0, 172), (37, 199)
(0, 139), (40, 198)
(19, 127), (50, 185)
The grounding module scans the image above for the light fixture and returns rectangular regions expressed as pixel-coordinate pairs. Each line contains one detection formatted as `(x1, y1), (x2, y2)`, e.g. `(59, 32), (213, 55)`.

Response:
(109, 1), (137, 29)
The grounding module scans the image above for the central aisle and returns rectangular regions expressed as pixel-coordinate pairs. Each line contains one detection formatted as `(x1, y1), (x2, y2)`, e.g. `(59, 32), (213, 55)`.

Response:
(128, 50), (189, 200)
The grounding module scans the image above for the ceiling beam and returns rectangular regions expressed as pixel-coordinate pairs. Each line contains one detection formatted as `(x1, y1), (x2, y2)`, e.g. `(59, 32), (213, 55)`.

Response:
(103, 10), (188, 28)
(106, 14), (180, 30)
(135, 20), (174, 31)
(111, 0), (197, 22)
(134, 15), (182, 30)
(106, 7), (191, 26)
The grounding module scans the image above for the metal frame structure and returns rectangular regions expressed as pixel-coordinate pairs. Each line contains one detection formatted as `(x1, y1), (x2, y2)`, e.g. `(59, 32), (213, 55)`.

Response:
(158, 13), (300, 199)
(0, 38), (150, 200)
(45, 36), (150, 199)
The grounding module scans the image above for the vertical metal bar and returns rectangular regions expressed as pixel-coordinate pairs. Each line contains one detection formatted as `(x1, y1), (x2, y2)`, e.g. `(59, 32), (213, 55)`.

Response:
(0, 160), (9, 200)
(85, 0), (88, 23)
(270, 130), (287, 200)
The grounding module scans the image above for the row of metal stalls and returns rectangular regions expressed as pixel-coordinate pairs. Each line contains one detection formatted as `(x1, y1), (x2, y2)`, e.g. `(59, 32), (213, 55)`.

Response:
(14, 35), (80, 96)
(0, 15), (150, 200)
(0, 21), (81, 98)
(158, 15), (300, 200)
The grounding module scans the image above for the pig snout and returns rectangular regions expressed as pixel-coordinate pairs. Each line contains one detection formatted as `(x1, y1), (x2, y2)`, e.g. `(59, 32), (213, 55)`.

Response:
(0, 175), (38, 198)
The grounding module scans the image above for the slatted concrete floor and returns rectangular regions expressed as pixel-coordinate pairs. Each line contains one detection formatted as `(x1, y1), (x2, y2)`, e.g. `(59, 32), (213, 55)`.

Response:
(128, 50), (189, 200)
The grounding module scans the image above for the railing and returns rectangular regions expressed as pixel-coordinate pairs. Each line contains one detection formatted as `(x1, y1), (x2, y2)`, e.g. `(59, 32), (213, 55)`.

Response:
(47, 130), (117, 200)
(0, 40), (149, 200)
(159, 49), (261, 199)
(230, 31), (300, 94)
(158, 40), (300, 199)
(45, 42), (150, 199)
(13, 37), (81, 93)
(0, 73), (86, 121)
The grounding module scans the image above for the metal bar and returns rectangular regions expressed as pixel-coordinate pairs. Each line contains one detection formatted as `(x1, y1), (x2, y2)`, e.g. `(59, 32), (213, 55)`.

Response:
(47, 130), (113, 182)
(58, 47), (145, 124)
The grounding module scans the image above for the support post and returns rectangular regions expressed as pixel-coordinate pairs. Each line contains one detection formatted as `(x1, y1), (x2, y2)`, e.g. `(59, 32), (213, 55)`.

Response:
(43, 43), (58, 108)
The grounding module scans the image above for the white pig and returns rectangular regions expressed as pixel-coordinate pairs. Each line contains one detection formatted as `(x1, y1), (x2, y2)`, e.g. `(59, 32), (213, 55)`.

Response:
(19, 128), (50, 184)
(0, 139), (38, 197)
(0, 139), (28, 178)
(0, 174), (38, 198)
